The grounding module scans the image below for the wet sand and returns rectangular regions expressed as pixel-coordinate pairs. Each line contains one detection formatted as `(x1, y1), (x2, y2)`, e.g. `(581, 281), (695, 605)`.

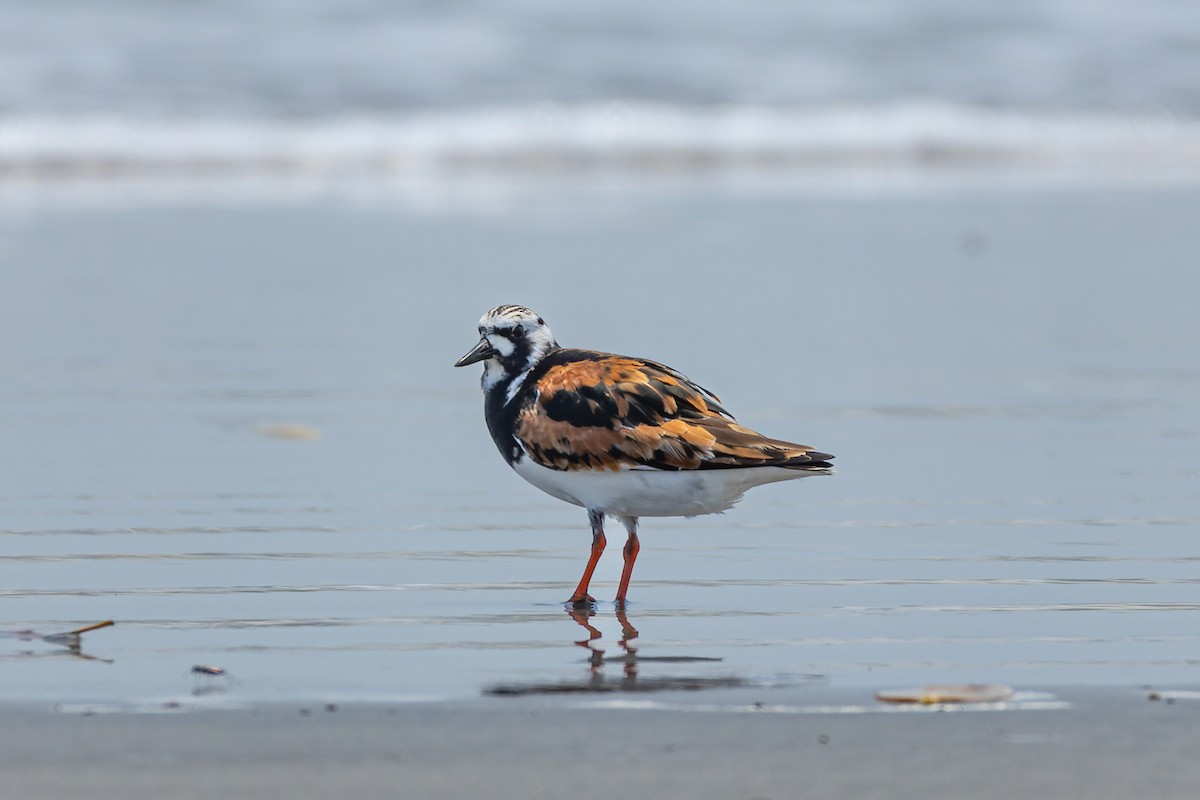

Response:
(2, 183), (1199, 799)
(6, 688), (1199, 799)
(2, 185), (1199, 702)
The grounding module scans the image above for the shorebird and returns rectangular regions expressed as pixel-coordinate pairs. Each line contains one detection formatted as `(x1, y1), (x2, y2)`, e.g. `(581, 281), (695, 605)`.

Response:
(455, 305), (833, 607)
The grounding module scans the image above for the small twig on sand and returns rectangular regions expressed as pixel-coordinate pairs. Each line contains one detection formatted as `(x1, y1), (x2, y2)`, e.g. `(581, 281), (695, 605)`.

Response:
(41, 620), (116, 649)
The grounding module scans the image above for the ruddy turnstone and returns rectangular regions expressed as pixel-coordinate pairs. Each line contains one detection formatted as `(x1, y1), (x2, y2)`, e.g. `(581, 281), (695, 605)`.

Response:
(455, 304), (833, 607)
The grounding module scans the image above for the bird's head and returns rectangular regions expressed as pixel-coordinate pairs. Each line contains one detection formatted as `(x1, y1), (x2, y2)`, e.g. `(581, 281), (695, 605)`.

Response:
(454, 305), (559, 391)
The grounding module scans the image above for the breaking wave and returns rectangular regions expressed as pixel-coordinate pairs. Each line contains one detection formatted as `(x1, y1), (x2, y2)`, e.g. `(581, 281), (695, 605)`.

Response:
(4, 102), (1200, 181)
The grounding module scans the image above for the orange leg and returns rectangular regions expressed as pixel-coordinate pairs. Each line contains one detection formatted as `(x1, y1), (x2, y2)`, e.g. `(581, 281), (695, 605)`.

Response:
(568, 509), (606, 607)
(615, 516), (640, 608)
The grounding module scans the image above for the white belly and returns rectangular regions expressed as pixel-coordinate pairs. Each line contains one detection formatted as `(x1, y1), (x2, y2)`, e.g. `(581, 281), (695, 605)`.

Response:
(511, 457), (830, 518)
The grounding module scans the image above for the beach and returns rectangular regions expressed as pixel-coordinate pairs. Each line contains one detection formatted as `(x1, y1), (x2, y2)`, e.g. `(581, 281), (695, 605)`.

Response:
(6, 688), (1200, 799)
(2, 182), (1199, 706)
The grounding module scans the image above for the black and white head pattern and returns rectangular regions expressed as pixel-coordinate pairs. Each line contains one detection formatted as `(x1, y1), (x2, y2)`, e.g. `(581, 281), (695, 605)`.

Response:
(476, 305), (559, 395)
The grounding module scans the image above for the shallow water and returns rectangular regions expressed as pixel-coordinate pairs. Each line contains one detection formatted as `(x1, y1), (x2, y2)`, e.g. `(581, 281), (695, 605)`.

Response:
(0, 183), (1197, 704)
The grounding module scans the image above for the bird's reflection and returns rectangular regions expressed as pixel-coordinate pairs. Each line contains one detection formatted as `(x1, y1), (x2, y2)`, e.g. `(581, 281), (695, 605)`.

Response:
(567, 606), (642, 676)
(485, 606), (742, 696)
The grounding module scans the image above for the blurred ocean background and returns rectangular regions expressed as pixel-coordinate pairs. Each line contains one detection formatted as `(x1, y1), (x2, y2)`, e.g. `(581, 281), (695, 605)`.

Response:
(3, 0), (1200, 191)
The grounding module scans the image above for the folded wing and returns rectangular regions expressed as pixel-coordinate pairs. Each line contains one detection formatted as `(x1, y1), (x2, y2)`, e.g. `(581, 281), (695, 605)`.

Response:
(516, 350), (834, 471)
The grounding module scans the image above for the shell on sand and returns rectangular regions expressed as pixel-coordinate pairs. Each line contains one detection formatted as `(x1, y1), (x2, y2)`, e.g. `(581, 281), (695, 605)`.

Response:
(255, 423), (321, 441)
(875, 684), (1016, 704)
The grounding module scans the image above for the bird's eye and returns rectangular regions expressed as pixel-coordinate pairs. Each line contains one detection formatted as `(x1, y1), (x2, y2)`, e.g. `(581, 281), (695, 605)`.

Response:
(507, 326), (522, 338)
